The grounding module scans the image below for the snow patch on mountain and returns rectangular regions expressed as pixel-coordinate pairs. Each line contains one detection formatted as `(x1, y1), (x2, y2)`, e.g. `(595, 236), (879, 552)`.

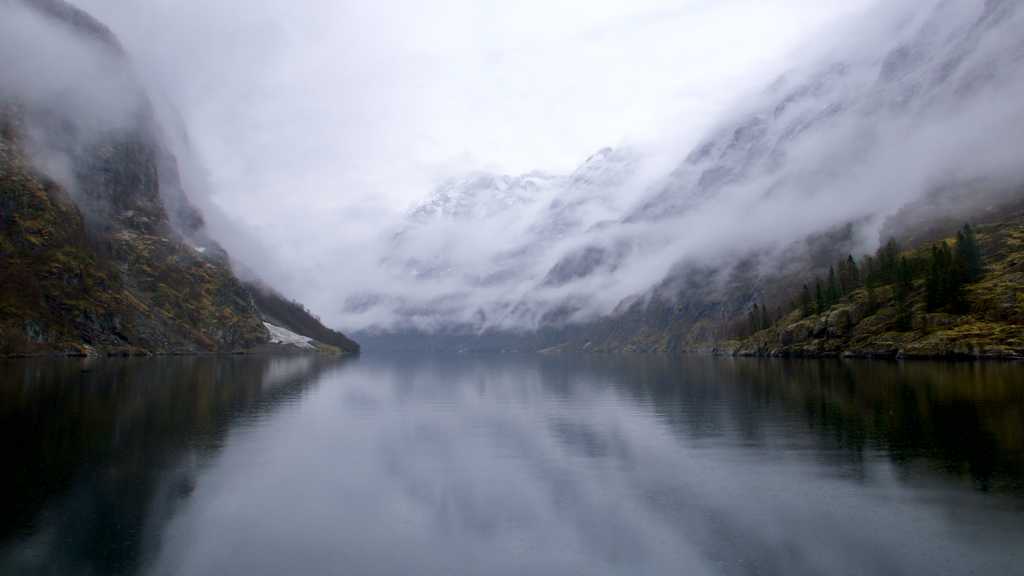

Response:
(263, 322), (315, 350)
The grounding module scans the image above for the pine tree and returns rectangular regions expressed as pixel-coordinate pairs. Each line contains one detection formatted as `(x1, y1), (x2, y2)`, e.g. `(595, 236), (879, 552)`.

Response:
(862, 255), (876, 284)
(949, 259), (968, 313)
(801, 284), (813, 318)
(895, 256), (914, 330)
(815, 280), (825, 315)
(878, 238), (900, 283)
(865, 275), (878, 313)
(837, 258), (849, 296)
(749, 304), (760, 335)
(927, 242), (968, 313)
(826, 266), (839, 307)
(760, 301), (770, 331)
(948, 243), (969, 314)
(926, 244), (945, 312)
(956, 223), (983, 282)
(846, 254), (860, 289)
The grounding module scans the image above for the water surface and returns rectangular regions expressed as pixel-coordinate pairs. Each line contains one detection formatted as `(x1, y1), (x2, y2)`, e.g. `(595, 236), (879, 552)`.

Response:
(2, 354), (1023, 575)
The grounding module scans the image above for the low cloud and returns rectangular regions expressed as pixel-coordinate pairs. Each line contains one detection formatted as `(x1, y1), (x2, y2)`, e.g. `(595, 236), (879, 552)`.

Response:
(337, 0), (1024, 333)
(6, 0), (1024, 334)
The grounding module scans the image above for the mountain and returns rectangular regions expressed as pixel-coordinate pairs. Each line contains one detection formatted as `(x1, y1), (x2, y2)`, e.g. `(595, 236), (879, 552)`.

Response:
(388, 170), (566, 283)
(560, 0), (1024, 356)
(0, 0), (357, 357)
(355, 0), (1024, 357)
(630, 0), (1022, 224)
(347, 146), (641, 335)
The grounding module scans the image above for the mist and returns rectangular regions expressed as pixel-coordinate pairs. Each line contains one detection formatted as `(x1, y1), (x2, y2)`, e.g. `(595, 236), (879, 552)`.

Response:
(8, 0), (1024, 335)
(0, 0), (147, 203)
(328, 0), (1024, 333)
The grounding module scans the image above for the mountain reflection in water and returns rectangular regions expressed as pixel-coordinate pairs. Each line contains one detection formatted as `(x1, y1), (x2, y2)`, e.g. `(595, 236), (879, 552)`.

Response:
(1, 355), (1022, 575)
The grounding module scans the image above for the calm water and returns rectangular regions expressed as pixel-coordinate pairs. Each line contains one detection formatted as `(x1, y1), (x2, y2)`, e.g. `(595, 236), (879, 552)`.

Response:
(1, 354), (1023, 575)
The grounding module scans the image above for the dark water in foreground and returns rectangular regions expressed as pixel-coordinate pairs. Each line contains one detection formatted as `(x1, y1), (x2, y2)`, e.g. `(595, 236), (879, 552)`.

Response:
(1, 355), (1023, 576)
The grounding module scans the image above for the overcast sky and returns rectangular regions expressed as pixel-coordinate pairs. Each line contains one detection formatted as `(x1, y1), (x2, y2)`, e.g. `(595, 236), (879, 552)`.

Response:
(77, 0), (873, 214)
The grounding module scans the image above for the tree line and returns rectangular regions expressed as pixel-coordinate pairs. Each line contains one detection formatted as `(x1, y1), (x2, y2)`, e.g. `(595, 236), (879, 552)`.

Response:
(747, 224), (983, 335)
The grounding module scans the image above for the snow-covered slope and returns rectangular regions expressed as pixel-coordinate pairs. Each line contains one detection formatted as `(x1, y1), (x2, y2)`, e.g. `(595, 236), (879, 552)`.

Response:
(263, 322), (315, 350)
(408, 172), (563, 223)
(346, 146), (645, 333)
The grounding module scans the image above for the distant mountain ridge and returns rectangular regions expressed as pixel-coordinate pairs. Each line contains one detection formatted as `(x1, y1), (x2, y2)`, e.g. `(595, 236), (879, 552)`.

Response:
(348, 146), (641, 333)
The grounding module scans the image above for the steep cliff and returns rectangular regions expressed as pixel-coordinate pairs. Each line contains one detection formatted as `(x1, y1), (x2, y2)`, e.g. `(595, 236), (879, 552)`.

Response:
(0, 0), (357, 356)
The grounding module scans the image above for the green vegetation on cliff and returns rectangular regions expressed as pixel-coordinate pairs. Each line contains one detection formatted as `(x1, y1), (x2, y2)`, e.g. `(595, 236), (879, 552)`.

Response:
(248, 283), (360, 355)
(729, 217), (1024, 359)
(1, 107), (357, 357)
(0, 120), (269, 356)
(1, 1), (358, 357)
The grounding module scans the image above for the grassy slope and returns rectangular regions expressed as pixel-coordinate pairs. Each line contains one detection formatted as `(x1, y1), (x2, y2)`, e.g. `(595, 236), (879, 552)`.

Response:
(727, 214), (1024, 359)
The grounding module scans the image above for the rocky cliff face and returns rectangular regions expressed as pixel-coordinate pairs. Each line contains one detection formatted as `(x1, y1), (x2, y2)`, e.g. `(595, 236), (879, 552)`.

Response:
(0, 0), (357, 356)
(0, 109), (267, 355)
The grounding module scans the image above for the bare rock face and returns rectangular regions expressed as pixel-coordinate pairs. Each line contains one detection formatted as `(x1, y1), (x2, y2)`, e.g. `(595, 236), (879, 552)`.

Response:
(780, 321), (814, 347)
(826, 308), (851, 339)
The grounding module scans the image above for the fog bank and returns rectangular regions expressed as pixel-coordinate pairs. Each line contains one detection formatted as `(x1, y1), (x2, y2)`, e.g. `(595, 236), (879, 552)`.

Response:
(7, 0), (1024, 334)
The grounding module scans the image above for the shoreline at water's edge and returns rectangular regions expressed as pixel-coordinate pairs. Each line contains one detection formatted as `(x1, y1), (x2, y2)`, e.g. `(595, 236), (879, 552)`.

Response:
(704, 346), (1024, 362)
(539, 345), (1023, 362)
(703, 336), (1024, 362)
(0, 345), (359, 360)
